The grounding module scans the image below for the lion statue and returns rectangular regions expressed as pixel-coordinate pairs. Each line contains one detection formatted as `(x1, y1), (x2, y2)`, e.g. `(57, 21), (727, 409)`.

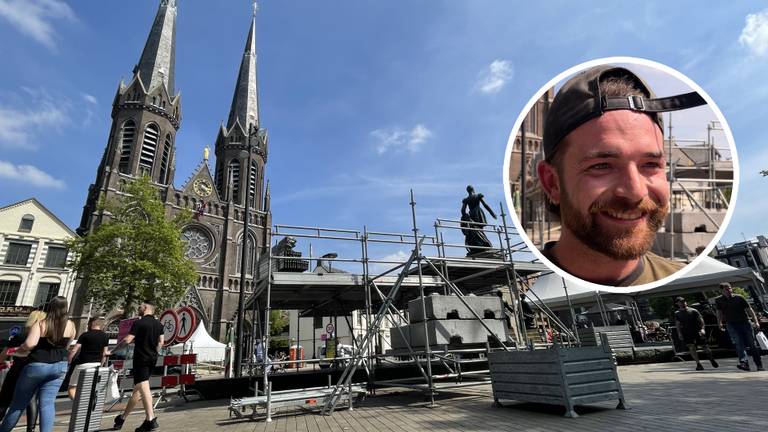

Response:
(271, 236), (308, 272)
(272, 236), (299, 257)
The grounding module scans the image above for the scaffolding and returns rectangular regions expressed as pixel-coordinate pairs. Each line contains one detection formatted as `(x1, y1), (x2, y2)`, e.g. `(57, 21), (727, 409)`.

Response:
(230, 190), (566, 421)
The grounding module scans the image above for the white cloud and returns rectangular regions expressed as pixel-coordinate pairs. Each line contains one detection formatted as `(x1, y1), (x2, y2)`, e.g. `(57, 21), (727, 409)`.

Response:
(476, 60), (514, 94)
(371, 124), (433, 155)
(82, 93), (97, 105)
(739, 9), (768, 56)
(0, 160), (65, 189)
(0, 0), (76, 49)
(0, 97), (69, 149)
(369, 250), (410, 274)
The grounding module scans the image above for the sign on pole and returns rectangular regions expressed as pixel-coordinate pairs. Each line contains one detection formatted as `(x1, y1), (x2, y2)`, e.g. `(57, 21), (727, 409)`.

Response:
(159, 309), (179, 346)
(175, 306), (197, 343)
(325, 323), (334, 335)
(117, 318), (138, 343)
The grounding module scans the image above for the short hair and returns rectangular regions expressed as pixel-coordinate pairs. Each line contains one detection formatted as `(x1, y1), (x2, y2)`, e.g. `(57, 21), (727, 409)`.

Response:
(719, 282), (732, 290)
(544, 71), (652, 216)
(674, 296), (685, 304)
(88, 317), (105, 329)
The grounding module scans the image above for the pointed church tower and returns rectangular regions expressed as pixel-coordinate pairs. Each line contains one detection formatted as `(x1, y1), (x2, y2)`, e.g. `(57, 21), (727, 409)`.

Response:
(213, 7), (268, 211)
(78, 0), (181, 234)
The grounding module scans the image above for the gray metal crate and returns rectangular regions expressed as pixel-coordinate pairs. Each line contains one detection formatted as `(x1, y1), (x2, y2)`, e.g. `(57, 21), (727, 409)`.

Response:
(488, 341), (627, 418)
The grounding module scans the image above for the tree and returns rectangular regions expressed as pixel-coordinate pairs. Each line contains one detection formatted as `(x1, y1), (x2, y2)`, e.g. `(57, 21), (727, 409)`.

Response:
(67, 176), (197, 312)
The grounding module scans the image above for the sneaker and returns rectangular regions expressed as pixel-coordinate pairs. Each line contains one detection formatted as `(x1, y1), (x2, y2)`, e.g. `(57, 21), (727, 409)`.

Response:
(135, 418), (159, 432)
(114, 415), (125, 430)
(710, 359), (719, 368)
(737, 362), (750, 371)
(695, 363), (704, 371)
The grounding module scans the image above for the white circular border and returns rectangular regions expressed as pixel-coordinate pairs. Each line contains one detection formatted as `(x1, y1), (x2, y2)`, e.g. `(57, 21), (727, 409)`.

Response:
(502, 56), (740, 294)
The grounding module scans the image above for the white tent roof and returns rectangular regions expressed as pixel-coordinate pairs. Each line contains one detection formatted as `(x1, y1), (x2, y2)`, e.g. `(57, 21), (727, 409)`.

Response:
(170, 323), (226, 362)
(527, 257), (762, 310)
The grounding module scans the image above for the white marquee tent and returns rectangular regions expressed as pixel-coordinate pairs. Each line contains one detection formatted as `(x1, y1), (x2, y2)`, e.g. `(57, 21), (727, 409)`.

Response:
(170, 323), (227, 362)
(527, 256), (764, 311)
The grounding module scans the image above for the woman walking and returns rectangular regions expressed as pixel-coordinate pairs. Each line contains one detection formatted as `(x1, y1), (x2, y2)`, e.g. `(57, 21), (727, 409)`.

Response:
(0, 310), (47, 431)
(0, 297), (75, 432)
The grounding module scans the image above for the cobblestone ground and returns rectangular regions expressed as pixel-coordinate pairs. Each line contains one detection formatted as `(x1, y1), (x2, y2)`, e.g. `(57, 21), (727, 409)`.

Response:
(30, 357), (768, 431)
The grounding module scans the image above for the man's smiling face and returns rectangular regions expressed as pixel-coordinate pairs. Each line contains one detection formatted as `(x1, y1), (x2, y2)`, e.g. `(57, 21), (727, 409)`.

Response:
(541, 109), (669, 260)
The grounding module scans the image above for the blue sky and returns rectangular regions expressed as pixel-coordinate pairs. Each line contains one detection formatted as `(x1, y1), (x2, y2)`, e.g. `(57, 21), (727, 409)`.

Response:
(0, 1), (767, 265)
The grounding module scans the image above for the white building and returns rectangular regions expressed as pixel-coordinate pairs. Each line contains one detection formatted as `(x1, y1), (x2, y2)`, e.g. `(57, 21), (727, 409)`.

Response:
(0, 199), (77, 308)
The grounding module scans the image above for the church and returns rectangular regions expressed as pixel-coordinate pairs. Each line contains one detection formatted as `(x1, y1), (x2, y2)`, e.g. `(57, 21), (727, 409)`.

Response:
(74, 0), (269, 341)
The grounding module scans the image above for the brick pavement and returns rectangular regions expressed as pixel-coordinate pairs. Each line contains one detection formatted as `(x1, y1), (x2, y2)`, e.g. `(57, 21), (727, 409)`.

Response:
(31, 357), (768, 431)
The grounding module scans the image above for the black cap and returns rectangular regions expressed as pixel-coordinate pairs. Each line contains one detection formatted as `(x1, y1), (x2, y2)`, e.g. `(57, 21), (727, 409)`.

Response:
(542, 65), (706, 158)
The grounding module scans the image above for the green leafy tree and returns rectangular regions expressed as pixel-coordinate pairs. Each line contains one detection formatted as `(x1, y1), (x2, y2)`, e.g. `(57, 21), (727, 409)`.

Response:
(67, 176), (197, 312)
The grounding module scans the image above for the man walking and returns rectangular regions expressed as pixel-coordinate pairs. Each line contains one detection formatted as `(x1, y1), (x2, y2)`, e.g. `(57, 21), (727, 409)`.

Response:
(67, 317), (110, 399)
(674, 297), (718, 371)
(715, 283), (764, 371)
(110, 301), (164, 431)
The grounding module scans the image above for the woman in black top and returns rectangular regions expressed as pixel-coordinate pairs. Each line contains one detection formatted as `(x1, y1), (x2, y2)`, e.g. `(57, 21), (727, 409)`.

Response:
(0, 297), (75, 432)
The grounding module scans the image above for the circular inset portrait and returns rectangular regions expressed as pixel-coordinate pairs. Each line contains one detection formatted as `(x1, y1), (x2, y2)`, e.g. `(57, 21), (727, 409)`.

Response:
(503, 57), (738, 290)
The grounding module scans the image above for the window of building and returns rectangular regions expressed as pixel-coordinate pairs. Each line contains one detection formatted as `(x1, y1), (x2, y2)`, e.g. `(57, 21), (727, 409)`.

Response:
(44, 246), (68, 268)
(118, 120), (136, 174)
(34, 282), (59, 306)
(248, 162), (258, 207)
(158, 134), (172, 184)
(0, 281), (20, 306)
(18, 215), (34, 233)
(228, 160), (241, 203)
(4, 242), (31, 266)
(139, 123), (159, 175)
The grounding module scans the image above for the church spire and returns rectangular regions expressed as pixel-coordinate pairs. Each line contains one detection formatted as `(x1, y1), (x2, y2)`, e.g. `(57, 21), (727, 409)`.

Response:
(134, 0), (178, 95)
(226, 3), (259, 131)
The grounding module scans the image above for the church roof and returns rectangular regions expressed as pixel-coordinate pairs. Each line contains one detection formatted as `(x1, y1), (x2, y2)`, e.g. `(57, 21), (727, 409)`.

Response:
(134, 0), (178, 95)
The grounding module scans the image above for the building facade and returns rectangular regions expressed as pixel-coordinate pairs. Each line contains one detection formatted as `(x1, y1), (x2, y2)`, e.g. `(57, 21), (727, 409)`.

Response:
(74, 0), (270, 340)
(0, 199), (77, 310)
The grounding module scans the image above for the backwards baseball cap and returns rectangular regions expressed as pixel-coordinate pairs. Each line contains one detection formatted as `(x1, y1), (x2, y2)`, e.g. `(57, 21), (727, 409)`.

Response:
(542, 65), (707, 158)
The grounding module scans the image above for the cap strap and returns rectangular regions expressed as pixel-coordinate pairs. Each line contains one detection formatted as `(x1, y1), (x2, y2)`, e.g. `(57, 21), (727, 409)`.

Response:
(602, 91), (706, 113)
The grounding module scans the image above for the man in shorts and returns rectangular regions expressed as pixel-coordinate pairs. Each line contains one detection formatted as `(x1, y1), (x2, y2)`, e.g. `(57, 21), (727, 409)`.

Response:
(110, 301), (164, 431)
(715, 282), (764, 371)
(67, 317), (109, 399)
(674, 297), (718, 371)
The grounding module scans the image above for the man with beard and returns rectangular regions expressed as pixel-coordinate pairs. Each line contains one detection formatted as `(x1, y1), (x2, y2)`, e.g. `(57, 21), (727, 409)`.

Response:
(536, 65), (706, 286)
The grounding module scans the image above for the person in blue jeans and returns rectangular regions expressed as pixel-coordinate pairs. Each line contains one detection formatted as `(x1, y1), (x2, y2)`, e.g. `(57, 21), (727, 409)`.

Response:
(0, 297), (76, 432)
(715, 282), (764, 372)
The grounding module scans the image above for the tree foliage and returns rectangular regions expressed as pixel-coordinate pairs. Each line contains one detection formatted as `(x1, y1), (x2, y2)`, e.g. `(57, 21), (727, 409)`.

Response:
(269, 310), (289, 337)
(67, 177), (197, 312)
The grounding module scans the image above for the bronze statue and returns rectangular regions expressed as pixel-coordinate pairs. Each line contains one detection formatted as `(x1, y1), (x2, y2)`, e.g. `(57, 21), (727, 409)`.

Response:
(461, 185), (497, 255)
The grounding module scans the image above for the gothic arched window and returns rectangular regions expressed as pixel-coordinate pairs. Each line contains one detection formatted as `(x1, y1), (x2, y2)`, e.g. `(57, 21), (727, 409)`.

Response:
(139, 123), (159, 177)
(228, 159), (241, 203)
(158, 134), (172, 184)
(118, 120), (136, 174)
(248, 161), (258, 208)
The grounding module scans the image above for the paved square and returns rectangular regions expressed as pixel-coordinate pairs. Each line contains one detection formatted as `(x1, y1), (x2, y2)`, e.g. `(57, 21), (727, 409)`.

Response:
(33, 357), (768, 431)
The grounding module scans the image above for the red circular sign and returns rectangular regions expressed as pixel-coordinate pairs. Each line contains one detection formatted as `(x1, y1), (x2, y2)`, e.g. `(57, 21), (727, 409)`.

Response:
(159, 309), (179, 346)
(175, 306), (197, 343)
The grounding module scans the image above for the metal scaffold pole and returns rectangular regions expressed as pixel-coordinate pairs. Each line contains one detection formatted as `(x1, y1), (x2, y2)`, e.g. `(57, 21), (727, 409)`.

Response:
(410, 189), (435, 406)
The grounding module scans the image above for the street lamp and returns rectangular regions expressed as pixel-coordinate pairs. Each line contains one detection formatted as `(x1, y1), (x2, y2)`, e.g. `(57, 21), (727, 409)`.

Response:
(235, 123), (256, 377)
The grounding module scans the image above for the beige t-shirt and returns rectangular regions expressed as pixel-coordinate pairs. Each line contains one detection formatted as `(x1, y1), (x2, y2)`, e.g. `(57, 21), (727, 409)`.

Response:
(541, 242), (685, 286)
